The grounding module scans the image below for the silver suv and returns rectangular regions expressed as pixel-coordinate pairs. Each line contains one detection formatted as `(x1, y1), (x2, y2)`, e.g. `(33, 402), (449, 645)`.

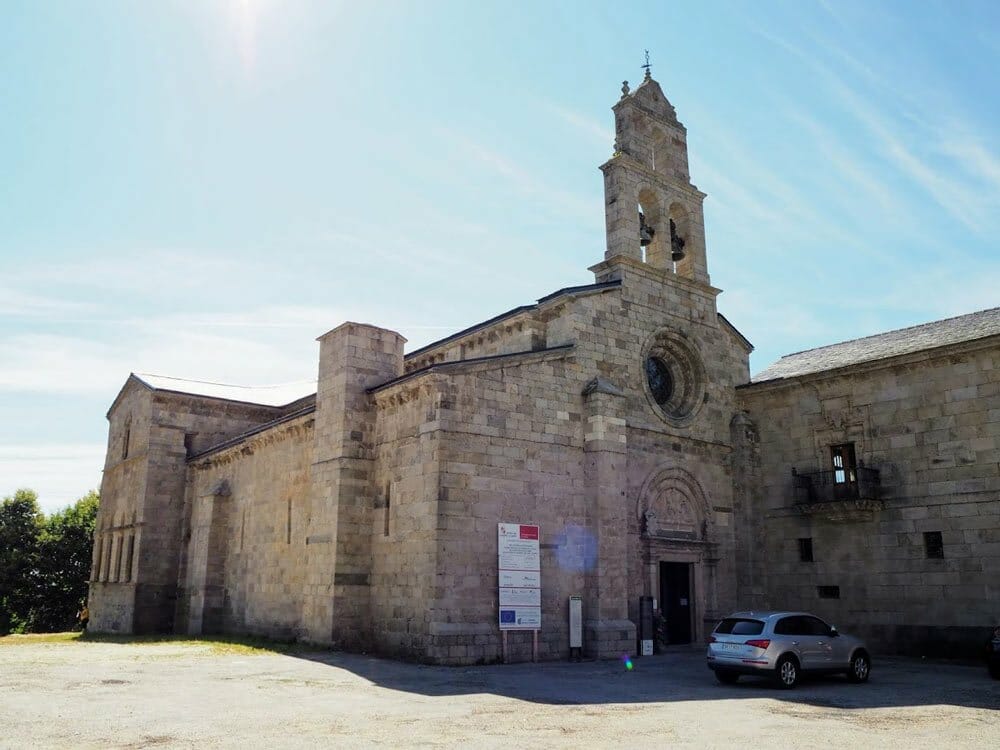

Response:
(706, 611), (871, 688)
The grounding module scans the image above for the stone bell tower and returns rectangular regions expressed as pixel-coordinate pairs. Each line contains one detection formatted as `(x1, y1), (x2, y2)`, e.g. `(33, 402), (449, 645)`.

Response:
(595, 69), (710, 285)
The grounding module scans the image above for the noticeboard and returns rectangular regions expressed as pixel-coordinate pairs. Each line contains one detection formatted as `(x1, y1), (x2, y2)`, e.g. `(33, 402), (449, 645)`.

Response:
(498, 523), (541, 630)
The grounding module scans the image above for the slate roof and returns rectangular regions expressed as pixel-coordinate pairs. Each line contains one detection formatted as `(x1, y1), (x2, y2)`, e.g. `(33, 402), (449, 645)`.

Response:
(753, 306), (1000, 384)
(133, 373), (317, 408)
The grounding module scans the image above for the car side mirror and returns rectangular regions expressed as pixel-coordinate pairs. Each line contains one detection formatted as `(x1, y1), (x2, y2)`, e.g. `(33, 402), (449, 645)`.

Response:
(829, 626), (839, 637)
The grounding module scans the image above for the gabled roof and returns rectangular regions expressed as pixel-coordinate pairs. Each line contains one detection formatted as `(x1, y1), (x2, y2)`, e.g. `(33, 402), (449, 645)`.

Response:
(405, 280), (622, 360)
(626, 76), (680, 124)
(753, 306), (1000, 384)
(132, 373), (317, 408)
(370, 344), (574, 394)
(718, 313), (753, 353)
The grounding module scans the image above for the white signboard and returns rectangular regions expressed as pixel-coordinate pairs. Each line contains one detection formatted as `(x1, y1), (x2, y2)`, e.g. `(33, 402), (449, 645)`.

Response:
(498, 523), (541, 630)
(499, 570), (540, 588)
(499, 587), (541, 607)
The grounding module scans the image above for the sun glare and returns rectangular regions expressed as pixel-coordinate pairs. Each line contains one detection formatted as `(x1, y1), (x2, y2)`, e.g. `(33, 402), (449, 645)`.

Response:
(227, 0), (269, 74)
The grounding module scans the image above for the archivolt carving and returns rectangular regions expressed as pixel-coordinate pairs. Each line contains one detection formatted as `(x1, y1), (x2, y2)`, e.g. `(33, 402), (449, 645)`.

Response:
(636, 466), (710, 539)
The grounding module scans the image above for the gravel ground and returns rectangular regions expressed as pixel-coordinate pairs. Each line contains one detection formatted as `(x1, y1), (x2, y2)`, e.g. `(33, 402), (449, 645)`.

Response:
(1, 639), (998, 749)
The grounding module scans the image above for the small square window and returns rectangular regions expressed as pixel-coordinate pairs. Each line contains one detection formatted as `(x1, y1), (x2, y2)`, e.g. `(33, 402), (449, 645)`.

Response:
(924, 531), (944, 559)
(817, 585), (840, 599)
(798, 538), (813, 562)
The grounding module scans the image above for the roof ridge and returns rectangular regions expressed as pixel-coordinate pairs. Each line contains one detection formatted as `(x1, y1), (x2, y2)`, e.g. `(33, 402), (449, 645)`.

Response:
(753, 305), (1000, 384)
(135, 372), (316, 390)
(775, 306), (1000, 361)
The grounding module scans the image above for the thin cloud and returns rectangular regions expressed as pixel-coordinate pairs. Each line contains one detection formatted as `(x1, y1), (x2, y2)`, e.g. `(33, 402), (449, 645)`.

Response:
(0, 288), (99, 318)
(0, 443), (105, 514)
(544, 103), (614, 145)
(447, 132), (601, 228)
(748, 21), (1000, 235)
(5, 249), (261, 294)
(787, 111), (914, 232)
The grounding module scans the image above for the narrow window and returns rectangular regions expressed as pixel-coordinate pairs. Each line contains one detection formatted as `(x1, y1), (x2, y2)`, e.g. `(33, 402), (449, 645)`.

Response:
(383, 484), (391, 537)
(122, 417), (132, 460)
(286, 498), (292, 545)
(183, 433), (195, 457)
(924, 531), (944, 559)
(817, 585), (840, 599)
(830, 443), (857, 485)
(111, 534), (124, 583)
(122, 533), (134, 582)
(92, 537), (103, 581)
(101, 534), (112, 582)
(798, 537), (813, 562)
(240, 509), (246, 552)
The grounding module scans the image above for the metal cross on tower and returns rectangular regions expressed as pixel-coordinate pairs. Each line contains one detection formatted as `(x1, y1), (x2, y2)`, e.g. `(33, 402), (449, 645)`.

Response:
(642, 50), (652, 80)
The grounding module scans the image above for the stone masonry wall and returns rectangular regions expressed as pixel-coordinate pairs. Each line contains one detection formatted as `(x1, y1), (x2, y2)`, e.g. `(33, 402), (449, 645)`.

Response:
(428, 352), (589, 664)
(90, 382), (152, 633)
(369, 379), (444, 659)
(181, 413), (315, 638)
(737, 340), (1000, 657)
(405, 312), (544, 373)
(391, 260), (750, 663)
(137, 392), (284, 632)
(575, 262), (747, 640)
(90, 377), (291, 635)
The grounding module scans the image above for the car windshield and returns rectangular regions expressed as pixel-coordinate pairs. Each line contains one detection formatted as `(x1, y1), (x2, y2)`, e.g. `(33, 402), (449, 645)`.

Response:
(714, 618), (764, 636)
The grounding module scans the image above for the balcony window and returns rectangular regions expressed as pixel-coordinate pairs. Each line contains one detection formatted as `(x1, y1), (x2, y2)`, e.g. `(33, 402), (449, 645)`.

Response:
(830, 443), (857, 486)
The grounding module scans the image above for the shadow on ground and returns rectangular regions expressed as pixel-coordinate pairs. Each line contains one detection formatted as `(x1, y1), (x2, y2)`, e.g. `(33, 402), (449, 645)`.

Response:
(12, 632), (996, 712)
(289, 647), (1000, 712)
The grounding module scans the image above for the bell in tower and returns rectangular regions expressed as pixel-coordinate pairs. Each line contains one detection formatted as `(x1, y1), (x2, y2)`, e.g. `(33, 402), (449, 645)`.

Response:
(669, 218), (685, 262)
(595, 58), (710, 286)
(639, 211), (655, 247)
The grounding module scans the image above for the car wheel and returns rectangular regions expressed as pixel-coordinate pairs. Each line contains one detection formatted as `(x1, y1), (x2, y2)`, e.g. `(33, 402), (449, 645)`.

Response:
(847, 652), (870, 683)
(715, 670), (739, 685)
(775, 655), (799, 689)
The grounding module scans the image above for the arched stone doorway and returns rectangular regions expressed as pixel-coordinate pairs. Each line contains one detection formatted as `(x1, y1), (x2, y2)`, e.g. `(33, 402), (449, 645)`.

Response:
(636, 467), (718, 645)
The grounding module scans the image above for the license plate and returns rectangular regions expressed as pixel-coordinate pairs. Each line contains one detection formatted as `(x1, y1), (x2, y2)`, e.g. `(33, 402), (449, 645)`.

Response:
(721, 643), (740, 652)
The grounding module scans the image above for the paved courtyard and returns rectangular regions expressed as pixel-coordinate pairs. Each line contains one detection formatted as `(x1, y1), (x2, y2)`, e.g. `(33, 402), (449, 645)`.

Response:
(1, 637), (997, 748)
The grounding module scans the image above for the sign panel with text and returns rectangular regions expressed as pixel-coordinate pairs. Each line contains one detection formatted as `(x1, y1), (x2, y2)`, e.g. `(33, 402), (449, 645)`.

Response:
(498, 523), (541, 631)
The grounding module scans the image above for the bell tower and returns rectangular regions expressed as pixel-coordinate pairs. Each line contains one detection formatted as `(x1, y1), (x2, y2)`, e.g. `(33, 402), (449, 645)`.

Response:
(594, 67), (710, 286)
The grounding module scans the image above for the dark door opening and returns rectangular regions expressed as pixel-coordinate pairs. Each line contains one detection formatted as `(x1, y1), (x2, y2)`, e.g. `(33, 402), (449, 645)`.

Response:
(659, 561), (692, 644)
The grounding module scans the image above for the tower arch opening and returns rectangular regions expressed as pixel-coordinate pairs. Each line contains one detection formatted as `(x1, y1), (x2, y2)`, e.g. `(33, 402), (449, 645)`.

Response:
(637, 188), (664, 267)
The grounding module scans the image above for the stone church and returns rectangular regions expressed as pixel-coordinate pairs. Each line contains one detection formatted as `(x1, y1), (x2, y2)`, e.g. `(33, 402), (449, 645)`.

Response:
(89, 71), (1000, 663)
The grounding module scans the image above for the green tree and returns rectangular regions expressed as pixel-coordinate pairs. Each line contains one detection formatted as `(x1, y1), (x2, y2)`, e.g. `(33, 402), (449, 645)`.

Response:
(30, 490), (99, 632)
(0, 489), (43, 634)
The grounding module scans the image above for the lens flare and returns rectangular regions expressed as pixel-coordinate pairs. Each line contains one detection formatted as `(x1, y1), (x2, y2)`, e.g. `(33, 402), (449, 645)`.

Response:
(622, 654), (634, 671)
(554, 524), (598, 573)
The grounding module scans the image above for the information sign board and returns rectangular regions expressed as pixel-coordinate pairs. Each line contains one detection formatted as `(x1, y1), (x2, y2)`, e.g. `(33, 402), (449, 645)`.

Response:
(498, 523), (541, 630)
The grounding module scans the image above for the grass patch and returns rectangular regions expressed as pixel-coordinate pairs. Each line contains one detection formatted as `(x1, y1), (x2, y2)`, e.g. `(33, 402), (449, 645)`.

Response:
(0, 631), (324, 656)
(0, 632), (83, 646)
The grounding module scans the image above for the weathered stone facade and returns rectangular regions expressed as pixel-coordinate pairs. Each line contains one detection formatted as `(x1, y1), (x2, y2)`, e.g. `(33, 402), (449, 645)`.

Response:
(89, 73), (1000, 662)
(735, 313), (1000, 658)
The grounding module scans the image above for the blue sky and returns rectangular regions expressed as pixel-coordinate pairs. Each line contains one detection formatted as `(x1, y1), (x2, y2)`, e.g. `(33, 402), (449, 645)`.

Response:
(2, 0), (999, 512)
